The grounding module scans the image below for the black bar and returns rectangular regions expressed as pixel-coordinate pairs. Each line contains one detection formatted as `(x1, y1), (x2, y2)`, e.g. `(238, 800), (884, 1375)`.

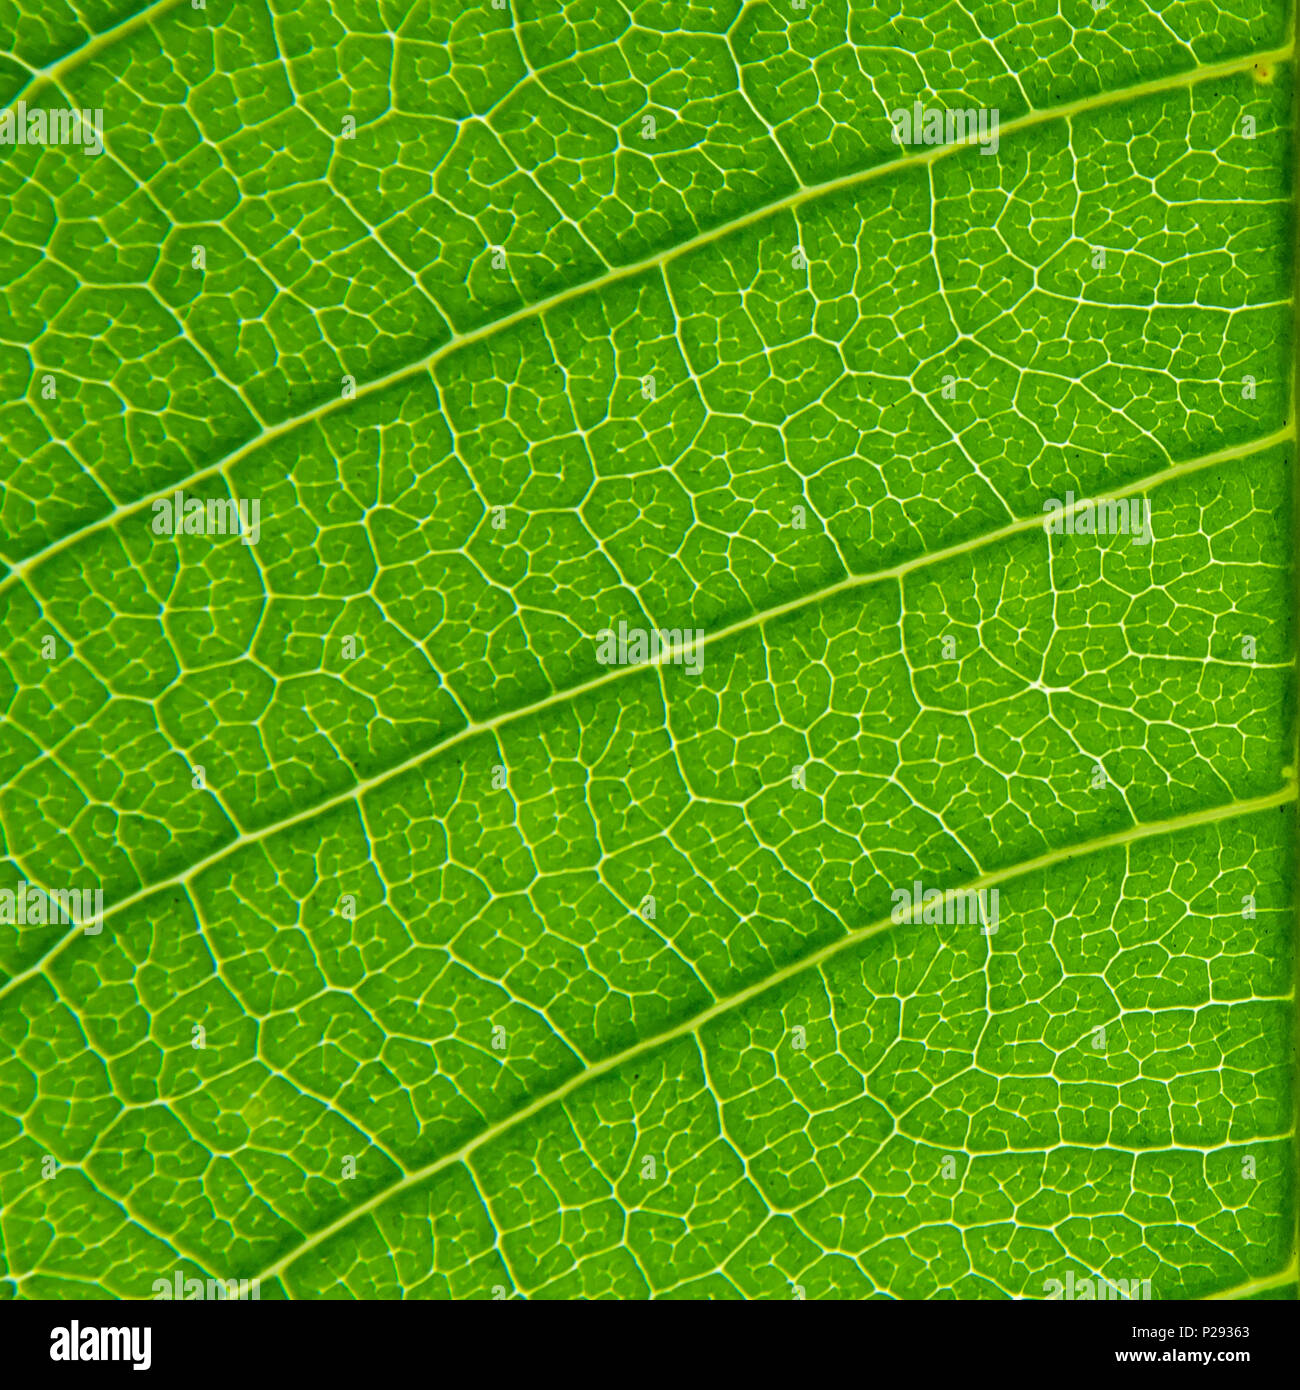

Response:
(1, 1293), (1290, 1378)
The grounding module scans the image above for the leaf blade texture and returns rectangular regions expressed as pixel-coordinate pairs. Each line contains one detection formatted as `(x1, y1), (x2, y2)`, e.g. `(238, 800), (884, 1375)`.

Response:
(0, 0), (1295, 1300)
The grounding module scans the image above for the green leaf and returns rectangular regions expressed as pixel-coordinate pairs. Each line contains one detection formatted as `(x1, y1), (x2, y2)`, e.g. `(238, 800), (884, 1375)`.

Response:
(0, 0), (1295, 1301)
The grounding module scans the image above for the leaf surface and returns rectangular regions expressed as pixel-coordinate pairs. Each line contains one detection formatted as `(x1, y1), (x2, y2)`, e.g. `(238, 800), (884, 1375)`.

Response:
(0, 0), (1295, 1300)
